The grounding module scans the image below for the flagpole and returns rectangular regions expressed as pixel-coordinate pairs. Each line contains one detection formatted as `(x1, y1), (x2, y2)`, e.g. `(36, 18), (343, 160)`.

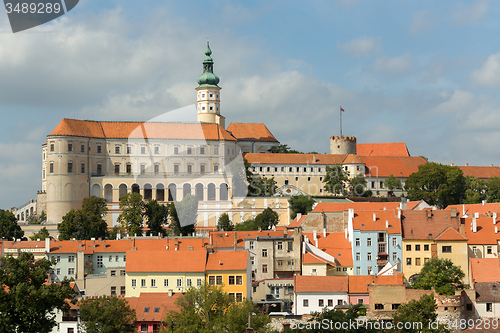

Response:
(340, 106), (342, 137)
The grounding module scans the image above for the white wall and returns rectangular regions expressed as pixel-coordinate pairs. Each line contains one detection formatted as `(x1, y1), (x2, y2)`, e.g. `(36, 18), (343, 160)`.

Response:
(295, 292), (348, 315)
(476, 301), (500, 319)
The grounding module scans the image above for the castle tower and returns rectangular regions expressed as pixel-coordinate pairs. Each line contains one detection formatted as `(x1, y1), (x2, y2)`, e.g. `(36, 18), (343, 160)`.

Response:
(196, 42), (225, 128)
(330, 135), (357, 155)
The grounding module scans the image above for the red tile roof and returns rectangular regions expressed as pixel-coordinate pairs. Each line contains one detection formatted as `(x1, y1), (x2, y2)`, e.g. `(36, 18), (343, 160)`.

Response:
(243, 153), (346, 165)
(361, 156), (427, 178)
(352, 210), (402, 234)
(470, 258), (500, 283)
(357, 143), (410, 157)
(464, 216), (500, 245)
(226, 123), (279, 142)
(445, 203), (500, 216)
(458, 166), (500, 179)
(294, 275), (348, 293)
(205, 251), (249, 271)
(344, 154), (363, 164)
(434, 227), (467, 241)
(303, 232), (353, 266)
(348, 273), (404, 294)
(312, 202), (400, 213)
(126, 292), (180, 322)
(402, 210), (462, 240)
(287, 215), (306, 228)
(126, 250), (207, 273)
(49, 118), (236, 141)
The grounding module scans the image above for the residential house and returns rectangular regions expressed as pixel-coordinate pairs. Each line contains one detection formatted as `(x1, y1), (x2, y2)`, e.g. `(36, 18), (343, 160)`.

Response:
(470, 258), (500, 284)
(293, 275), (348, 315)
(302, 231), (353, 276)
(127, 292), (181, 333)
(347, 273), (404, 305)
(252, 277), (294, 313)
(473, 282), (500, 319)
(464, 214), (500, 259)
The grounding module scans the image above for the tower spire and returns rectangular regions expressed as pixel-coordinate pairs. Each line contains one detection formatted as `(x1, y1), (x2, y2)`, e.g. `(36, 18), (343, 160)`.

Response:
(197, 41), (219, 87)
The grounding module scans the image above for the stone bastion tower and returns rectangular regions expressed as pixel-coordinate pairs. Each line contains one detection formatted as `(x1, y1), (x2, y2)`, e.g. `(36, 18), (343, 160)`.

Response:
(330, 135), (357, 155)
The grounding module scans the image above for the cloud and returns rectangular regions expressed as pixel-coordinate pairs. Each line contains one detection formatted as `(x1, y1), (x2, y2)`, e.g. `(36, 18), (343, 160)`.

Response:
(470, 52), (500, 87)
(371, 53), (413, 78)
(451, 0), (490, 26)
(409, 9), (436, 35)
(337, 36), (382, 58)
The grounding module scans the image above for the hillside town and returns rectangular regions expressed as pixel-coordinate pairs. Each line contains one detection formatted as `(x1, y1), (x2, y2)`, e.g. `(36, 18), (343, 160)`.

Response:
(3, 44), (500, 333)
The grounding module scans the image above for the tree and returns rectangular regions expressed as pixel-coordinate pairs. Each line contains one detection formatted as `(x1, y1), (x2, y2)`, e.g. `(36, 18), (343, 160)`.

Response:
(217, 213), (233, 231)
(464, 176), (486, 204)
(268, 144), (302, 154)
(162, 283), (271, 333)
(144, 200), (169, 236)
(288, 195), (315, 220)
(235, 208), (279, 231)
(249, 176), (278, 197)
(412, 258), (465, 295)
(0, 209), (24, 240)
(0, 252), (76, 333)
(118, 193), (145, 236)
(57, 196), (108, 240)
(170, 194), (198, 236)
(79, 296), (136, 333)
(404, 163), (465, 209)
(288, 304), (377, 333)
(30, 226), (51, 240)
(486, 176), (500, 203)
(27, 211), (47, 224)
(349, 174), (367, 196)
(392, 293), (450, 333)
(385, 174), (402, 191)
(322, 165), (349, 195)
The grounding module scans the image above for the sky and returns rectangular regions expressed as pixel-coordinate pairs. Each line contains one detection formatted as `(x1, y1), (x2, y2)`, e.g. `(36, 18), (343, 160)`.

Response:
(1, 0), (500, 209)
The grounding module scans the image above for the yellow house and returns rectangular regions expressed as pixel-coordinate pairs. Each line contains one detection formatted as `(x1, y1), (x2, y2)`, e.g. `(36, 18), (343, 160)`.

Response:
(205, 250), (251, 301)
(125, 250), (207, 297)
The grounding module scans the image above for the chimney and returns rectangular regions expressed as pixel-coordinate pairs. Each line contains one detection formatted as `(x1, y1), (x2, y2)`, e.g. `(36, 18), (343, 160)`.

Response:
(397, 209), (401, 219)
(385, 220), (389, 229)
(472, 217), (477, 233)
(345, 228), (348, 239)
(462, 204), (466, 216)
(78, 240), (83, 248)
(168, 289), (173, 297)
(496, 226), (498, 234)
(451, 207), (457, 218)
(482, 200), (486, 206)
(313, 230), (317, 242)
(313, 154), (316, 163)
(323, 228), (326, 238)
(210, 235), (212, 245)
(465, 163), (469, 166)
(45, 238), (50, 253)
(373, 213), (376, 222)
(296, 213), (302, 221)
(400, 202), (407, 211)
(315, 238), (318, 248)
(427, 210), (432, 218)
(475, 212), (479, 219)
(492, 164), (494, 167)
(450, 163), (454, 166)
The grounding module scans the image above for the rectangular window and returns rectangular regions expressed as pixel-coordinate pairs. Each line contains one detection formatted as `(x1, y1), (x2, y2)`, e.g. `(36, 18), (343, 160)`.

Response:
(392, 304), (400, 310)
(356, 267), (360, 275)
(466, 303), (473, 311)
(141, 324), (148, 332)
(424, 244), (429, 251)
(127, 145), (132, 154)
(81, 163), (85, 174)
(114, 164), (120, 174)
(262, 249), (267, 257)
(392, 238), (397, 247)
(154, 145), (160, 154)
(337, 300), (343, 305)
(111, 286), (116, 295)
(214, 146), (219, 155)
(56, 268), (60, 275)
(97, 164), (102, 175)
(406, 245), (411, 251)
(68, 256), (75, 262)
(355, 238), (360, 246)
(288, 242), (293, 251)
(367, 238), (372, 247)
(177, 279), (182, 287)
(216, 276), (222, 285)
(111, 270), (116, 277)
(141, 279), (146, 287)
(472, 246), (477, 254)
(375, 304), (384, 310)
(415, 245), (421, 251)
(164, 279), (169, 287)
(120, 270), (125, 276)
(200, 146), (205, 155)
(174, 164), (179, 174)
(124, 255), (126, 262)
(393, 252), (397, 261)
(209, 276), (215, 285)
(236, 293), (243, 302)
(214, 164), (219, 172)
(328, 299), (333, 307)
(97, 145), (102, 154)
(367, 266), (372, 275)
(415, 258), (421, 266)
(380, 181), (384, 188)
(141, 146), (146, 154)
(319, 299), (324, 307)
(140, 164), (145, 175)
(406, 258), (412, 265)
(277, 242), (283, 250)
(132, 279), (136, 287)
(442, 246), (452, 253)
(115, 145), (120, 154)
(356, 253), (360, 261)
(97, 255), (102, 268)
(250, 256), (254, 265)
(187, 147), (192, 155)
(121, 286), (125, 296)
(487, 303), (493, 312)
(109, 255), (112, 262)
(236, 276), (242, 285)
(303, 299), (309, 307)
(187, 279), (192, 287)
(68, 268), (74, 275)
(187, 164), (192, 174)
(67, 162), (73, 173)
(154, 164), (159, 175)
(50, 143), (54, 151)
(367, 253), (372, 261)
(200, 164), (205, 174)
(229, 276), (235, 285)
(151, 279), (156, 287)
(358, 299), (364, 304)
(81, 144), (85, 153)
(262, 264), (268, 273)
(68, 143), (73, 152)
(487, 246), (493, 254)
(197, 279), (202, 287)
(249, 241), (254, 250)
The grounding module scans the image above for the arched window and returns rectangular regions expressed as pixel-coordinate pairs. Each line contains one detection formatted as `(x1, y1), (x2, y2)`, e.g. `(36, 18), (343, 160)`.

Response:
(220, 183), (228, 201)
(91, 184), (101, 197)
(195, 183), (204, 201)
(168, 184), (177, 201)
(119, 184), (127, 200)
(183, 184), (192, 198)
(156, 184), (165, 201)
(144, 184), (153, 201)
(104, 184), (113, 202)
(207, 184), (216, 201)
(131, 184), (140, 194)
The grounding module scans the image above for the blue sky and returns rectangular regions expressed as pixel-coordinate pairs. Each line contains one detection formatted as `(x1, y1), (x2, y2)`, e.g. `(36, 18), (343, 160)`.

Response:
(1, 0), (500, 209)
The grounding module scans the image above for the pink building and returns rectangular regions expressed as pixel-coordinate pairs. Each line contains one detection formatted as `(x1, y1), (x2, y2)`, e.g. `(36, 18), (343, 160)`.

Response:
(347, 274), (404, 305)
(127, 292), (180, 333)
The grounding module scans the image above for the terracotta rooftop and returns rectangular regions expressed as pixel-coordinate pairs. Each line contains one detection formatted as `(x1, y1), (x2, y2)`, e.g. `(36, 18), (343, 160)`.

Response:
(2, 240), (47, 250)
(126, 250), (207, 273)
(445, 203), (500, 216)
(205, 250), (249, 271)
(312, 202), (401, 213)
(352, 210), (402, 234)
(243, 153), (347, 165)
(226, 123), (279, 142)
(48, 118), (236, 141)
(401, 210), (462, 240)
(287, 215), (306, 228)
(294, 275), (348, 293)
(344, 154), (363, 164)
(434, 227), (467, 241)
(458, 166), (500, 179)
(464, 216), (500, 245)
(361, 156), (427, 178)
(357, 143), (410, 157)
(303, 232), (353, 266)
(470, 258), (500, 283)
(348, 273), (404, 294)
(126, 292), (180, 322)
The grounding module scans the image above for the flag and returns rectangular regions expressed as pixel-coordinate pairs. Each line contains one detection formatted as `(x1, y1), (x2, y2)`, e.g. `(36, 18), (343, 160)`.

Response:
(340, 107), (345, 112)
